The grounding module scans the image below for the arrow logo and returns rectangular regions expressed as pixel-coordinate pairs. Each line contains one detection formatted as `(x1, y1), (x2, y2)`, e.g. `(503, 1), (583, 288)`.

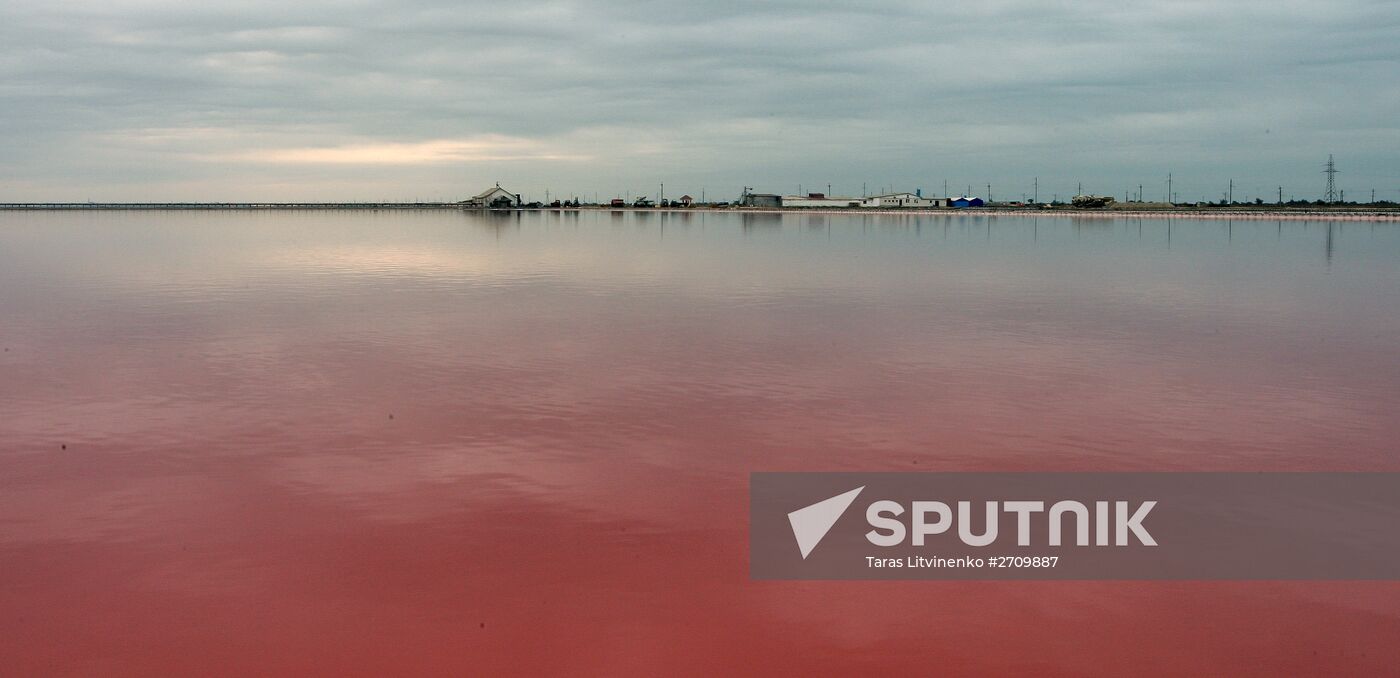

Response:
(787, 486), (865, 559)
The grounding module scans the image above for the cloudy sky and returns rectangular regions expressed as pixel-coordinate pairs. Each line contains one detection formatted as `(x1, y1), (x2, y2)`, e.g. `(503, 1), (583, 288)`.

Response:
(3, 0), (1397, 203)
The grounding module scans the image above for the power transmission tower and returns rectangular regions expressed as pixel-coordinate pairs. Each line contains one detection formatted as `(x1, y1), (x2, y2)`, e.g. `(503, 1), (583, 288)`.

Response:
(1324, 155), (1338, 203)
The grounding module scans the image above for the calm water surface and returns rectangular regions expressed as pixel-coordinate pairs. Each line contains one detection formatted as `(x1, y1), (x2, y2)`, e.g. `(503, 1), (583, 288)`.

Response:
(2, 210), (1398, 675)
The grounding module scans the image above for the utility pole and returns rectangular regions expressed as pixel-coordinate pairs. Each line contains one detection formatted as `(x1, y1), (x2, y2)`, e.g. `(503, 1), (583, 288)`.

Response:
(1167, 173), (1172, 203)
(1278, 186), (1283, 204)
(1034, 177), (1038, 203)
(987, 183), (992, 202)
(943, 180), (948, 198)
(660, 183), (664, 203)
(1228, 179), (1233, 204)
(1078, 182), (1083, 196)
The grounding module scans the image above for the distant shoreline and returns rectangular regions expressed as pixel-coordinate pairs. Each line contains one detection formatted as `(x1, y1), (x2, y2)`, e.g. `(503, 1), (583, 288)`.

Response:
(2, 202), (1397, 221)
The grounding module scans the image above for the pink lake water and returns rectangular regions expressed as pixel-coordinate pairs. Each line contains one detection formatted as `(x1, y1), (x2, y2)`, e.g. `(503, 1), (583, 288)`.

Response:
(2, 209), (1399, 676)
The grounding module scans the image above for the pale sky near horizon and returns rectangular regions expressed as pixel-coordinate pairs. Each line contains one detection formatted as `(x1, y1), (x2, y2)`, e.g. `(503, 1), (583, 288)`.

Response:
(3, 0), (1398, 203)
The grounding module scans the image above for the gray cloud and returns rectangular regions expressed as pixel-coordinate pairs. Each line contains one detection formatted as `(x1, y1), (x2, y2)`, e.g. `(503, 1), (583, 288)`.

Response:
(1, 0), (1397, 202)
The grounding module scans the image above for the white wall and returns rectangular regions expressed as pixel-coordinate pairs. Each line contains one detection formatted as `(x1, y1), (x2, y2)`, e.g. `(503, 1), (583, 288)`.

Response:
(783, 196), (861, 208)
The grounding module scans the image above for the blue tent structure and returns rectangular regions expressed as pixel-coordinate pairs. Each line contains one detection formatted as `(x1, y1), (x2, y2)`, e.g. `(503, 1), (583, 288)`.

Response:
(951, 197), (985, 208)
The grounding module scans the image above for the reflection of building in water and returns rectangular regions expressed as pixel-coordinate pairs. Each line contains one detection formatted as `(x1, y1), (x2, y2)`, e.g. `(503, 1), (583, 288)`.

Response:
(741, 212), (783, 230)
(469, 208), (521, 237)
(480, 208), (519, 221)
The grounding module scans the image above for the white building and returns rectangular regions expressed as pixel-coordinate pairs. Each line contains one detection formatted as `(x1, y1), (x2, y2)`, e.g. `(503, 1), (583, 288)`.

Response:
(464, 185), (521, 208)
(860, 192), (947, 208)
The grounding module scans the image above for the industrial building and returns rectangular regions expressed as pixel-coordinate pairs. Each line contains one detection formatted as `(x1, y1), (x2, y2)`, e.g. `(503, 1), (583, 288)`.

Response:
(741, 192), (782, 208)
(782, 193), (861, 208)
(861, 192), (947, 208)
(776, 191), (952, 209)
